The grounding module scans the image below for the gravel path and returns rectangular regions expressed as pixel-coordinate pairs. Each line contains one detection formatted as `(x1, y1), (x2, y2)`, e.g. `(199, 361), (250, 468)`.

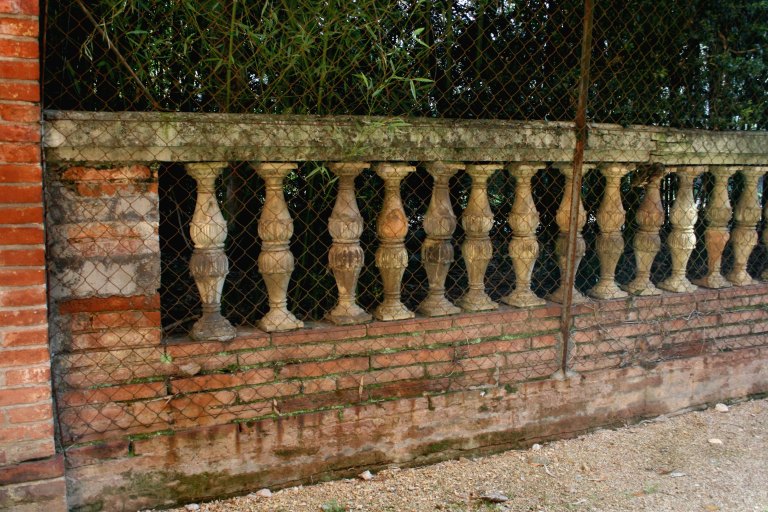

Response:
(156, 398), (768, 512)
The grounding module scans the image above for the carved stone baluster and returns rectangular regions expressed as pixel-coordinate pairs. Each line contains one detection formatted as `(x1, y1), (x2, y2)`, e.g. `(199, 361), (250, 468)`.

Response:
(502, 163), (545, 308)
(373, 163), (416, 321)
(186, 163), (236, 341)
(659, 166), (703, 293)
(418, 162), (462, 317)
(326, 162), (372, 325)
(548, 163), (589, 304)
(253, 162), (304, 332)
(622, 168), (665, 296)
(457, 164), (501, 312)
(763, 169), (768, 281)
(588, 164), (631, 299)
(727, 168), (761, 286)
(693, 167), (735, 289)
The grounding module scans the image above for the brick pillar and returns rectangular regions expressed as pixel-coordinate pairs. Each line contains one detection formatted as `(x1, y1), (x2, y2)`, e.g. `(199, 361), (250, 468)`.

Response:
(0, 2), (66, 510)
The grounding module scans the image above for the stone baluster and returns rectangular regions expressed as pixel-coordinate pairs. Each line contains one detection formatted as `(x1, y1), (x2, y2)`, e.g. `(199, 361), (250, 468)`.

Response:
(326, 162), (372, 325)
(622, 168), (665, 296)
(588, 164), (631, 299)
(658, 166), (703, 293)
(418, 162), (462, 317)
(186, 163), (236, 341)
(457, 164), (501, 312)
(548, 163), (590, 304)
(502, 163), (545, 308)
(253, 162), (304, 332)
(727, 168), (761, 286)
(373, 163), (416, 321)
(763, 169), (768, 281)
(693, 167), (735, 289)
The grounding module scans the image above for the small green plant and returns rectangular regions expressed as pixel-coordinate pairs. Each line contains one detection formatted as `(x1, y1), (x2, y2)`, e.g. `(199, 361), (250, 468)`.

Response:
(643, 482), (659, 495)
(320, 499), (347, 512)
(160, 353), (173, 364)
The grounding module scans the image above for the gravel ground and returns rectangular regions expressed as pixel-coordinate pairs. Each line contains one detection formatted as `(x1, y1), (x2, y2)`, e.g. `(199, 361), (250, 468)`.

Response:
(155, 398), (768, 512)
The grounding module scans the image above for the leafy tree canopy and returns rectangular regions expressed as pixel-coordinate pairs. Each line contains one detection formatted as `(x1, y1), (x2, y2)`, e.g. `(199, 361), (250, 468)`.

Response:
(45, 0), (767, 129)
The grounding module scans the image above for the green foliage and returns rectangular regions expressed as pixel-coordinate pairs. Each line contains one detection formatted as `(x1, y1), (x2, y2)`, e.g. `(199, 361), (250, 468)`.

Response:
(320, 499), (347, 512)
(589, 0), (768, 129)
(45, 0), (767, 128)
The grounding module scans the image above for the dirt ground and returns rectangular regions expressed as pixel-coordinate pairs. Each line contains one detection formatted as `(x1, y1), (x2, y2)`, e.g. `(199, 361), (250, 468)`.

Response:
(154, 397), (768, 512)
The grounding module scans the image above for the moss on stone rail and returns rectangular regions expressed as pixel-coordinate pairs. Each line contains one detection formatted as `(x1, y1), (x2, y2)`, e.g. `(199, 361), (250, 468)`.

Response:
(43, 111), (768, 166)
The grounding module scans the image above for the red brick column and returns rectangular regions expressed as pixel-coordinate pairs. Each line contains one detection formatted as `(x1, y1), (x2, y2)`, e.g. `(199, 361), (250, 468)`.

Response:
(0, 2), (66, 510)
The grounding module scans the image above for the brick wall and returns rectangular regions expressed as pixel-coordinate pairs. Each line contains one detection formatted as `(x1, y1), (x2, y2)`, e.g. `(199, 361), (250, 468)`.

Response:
(0, 2), (66, 511)
(43, 162), (768, 510)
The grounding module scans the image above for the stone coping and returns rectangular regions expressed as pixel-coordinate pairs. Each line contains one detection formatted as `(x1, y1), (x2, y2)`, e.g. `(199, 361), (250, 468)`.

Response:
(43, 111), (768, 166)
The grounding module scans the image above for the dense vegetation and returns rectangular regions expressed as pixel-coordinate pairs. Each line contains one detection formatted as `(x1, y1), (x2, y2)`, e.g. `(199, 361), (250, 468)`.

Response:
(45, 0), (767, 129)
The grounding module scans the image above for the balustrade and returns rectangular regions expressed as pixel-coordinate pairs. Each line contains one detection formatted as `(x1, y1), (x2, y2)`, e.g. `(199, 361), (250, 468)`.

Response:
(763, 168), (768, 281)
(254, 162), (304, 332)
(373, 163), (416, 321)
(458, 164), (501, 312)
(182, 159), (768, 341)
(622, 167), (665, 296)
(727, 168), (762, 286)
(326, 162), (372, 325)
(694, 167), (735, 289)
(658, 166), (702, 293)
(502, 163), (545, 308)
(588, 164), (631, 299)
(419, 162), (463, 317)
(548, 163), (590, 304)
(186, 163), (237, 341)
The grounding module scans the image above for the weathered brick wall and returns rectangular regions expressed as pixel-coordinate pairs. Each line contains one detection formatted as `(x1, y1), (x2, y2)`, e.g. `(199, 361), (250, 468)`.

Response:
(64, 332), (768, 512)
(45, 164), (161, 444)
(0, 2), (66, 510)
(43, 163), (768, 511)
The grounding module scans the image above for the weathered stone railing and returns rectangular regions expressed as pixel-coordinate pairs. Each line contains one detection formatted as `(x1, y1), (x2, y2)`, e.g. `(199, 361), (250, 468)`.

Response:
(44, 112), (768, 339)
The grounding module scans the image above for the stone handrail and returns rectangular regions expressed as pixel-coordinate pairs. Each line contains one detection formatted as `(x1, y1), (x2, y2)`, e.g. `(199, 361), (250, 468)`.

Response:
(43, 111), (768, 166)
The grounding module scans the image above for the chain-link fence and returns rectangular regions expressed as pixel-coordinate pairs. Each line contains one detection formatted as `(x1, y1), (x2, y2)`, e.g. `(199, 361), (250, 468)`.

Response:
(43, 0), (768, 450)
(158, 162), (568, 333)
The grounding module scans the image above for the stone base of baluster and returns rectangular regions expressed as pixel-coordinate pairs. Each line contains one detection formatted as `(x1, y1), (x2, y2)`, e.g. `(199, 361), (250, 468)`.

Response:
(190, 312), (236, 342)
(587, 281), (628, 300)
(326, 304), (372, 326)
(658, 275), (698, 293)
(258, 309), (304, 332)
(374, 301), (414, 322)
(693, 273), (732, 289)
(551, 368), (578, 381)
(457, 290), (498, 312)
(726, 270), (756, 287)
(418, 294), (461, 317)
(621, 278), (662, 296)
(502, 289), (545, 308)
(546, 286), (586, 304)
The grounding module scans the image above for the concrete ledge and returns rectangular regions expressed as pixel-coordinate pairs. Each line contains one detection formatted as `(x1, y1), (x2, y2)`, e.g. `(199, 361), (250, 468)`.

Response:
(43, 111), (768, 166)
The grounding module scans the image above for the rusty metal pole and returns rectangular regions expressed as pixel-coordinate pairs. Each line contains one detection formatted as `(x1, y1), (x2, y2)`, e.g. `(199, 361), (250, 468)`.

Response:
(557, 0), (594, 379)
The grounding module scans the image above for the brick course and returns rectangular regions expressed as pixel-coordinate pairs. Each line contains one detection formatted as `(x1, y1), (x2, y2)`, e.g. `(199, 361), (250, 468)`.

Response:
(0, 5), (65, 511)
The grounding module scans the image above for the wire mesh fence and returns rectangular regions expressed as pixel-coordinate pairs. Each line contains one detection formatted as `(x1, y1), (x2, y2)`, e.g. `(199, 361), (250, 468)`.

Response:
(159, 162), (566, 333)
(44, 0), (585, 119)
(42, 0), (768, 448)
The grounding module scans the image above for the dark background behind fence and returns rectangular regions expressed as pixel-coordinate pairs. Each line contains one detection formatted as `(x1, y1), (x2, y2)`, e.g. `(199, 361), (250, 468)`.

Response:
(44, 0), (767, 127)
